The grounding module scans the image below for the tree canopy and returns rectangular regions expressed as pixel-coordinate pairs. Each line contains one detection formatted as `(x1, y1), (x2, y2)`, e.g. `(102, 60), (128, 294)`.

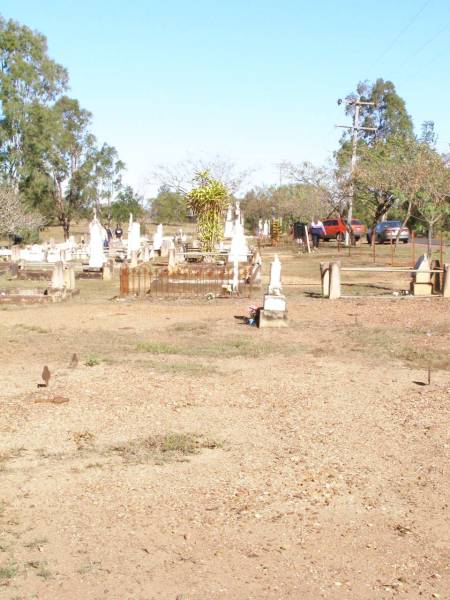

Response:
(149, 186), (189, 224)
(0, 16), (125, 239)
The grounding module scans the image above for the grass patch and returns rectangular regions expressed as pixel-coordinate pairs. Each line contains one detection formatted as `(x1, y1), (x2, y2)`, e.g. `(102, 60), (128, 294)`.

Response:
(147, 360), (221, 376)
(84, 356), (101, 367)
(170, 322), (210, 334)
(0, 562), (17, 580)
(136, 341), (184, 355)
(399, 347), (450, 370)
(137, 337), (274, 359)
(349, 326), (450, 370)
(107, 433), (221, 465)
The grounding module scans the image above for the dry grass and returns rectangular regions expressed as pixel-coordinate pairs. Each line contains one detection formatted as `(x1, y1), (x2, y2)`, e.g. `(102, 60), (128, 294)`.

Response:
(72, 431), (96, 451)
(23, 538), (48, 550)
(0, 562), (17, 580)
(349, 326), (450, 370)
(107, 433), (220, 464)
(136, 337), (274, 359)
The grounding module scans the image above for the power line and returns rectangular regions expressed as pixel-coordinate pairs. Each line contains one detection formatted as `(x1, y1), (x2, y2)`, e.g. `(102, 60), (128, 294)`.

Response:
(368, 0), (433, 70)
(397, 18), (450, 70)
(398, 41), (450, 84)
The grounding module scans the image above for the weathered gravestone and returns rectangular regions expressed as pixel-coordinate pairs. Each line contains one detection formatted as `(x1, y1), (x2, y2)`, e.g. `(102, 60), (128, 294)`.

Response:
(411, 255), (432, 296)
(258, 254), (288, 328)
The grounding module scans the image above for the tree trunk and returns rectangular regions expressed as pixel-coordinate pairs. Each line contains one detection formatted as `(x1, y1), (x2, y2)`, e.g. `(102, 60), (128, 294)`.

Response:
(427, 224), (433, 255)
(63, 220), (70, 241)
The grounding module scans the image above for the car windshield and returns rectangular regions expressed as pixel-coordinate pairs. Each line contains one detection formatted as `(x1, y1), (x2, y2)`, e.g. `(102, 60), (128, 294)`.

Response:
(384, 221), (401, 227)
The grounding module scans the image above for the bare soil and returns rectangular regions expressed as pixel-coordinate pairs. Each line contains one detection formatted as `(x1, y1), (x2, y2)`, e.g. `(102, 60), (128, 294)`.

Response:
(0, 244), (449, 599)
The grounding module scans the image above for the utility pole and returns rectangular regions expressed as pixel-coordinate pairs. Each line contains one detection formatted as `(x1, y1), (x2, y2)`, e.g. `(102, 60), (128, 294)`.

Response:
(275, 162), (285, 187)
(336, 98), (376, 245)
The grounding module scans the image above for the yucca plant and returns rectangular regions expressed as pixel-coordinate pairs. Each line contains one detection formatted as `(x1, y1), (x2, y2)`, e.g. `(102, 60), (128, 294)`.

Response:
(186, 171), (229, 252)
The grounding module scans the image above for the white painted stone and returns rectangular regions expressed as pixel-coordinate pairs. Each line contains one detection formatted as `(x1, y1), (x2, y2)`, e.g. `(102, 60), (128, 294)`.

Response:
(89, 216), (106, 268)
(153, 223), (163, 251)
(224, 205), (234, 238)
(228, 218), (249, 263)
(268, 254), (282, 295)
(51, 262), (65, 289)
(263, 294), (286, 311)
(414, 255), (431, 284)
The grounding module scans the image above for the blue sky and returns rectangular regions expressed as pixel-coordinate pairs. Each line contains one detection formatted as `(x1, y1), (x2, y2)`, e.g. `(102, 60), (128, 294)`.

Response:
(2, 0), (450, 196)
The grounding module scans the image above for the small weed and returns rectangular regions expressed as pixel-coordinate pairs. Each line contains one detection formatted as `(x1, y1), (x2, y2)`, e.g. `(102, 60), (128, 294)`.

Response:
(85, 462), (103, 469)
(16, 324), (49, 334)
(84, 356), (100, 367)
(24, 538), (48, 550)
(72, 431), (95, 451)
(37, 564), (52, 579)
(27, 560), (52, 579)
(0, 562), (17, 580)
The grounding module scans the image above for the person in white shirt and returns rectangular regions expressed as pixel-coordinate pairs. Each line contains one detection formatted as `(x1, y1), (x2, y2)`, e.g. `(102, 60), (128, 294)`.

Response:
(310, 217), (326, 250)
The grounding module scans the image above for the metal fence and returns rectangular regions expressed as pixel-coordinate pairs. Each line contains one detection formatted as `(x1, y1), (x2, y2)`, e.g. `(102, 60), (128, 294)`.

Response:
(120, 263), (258, 298)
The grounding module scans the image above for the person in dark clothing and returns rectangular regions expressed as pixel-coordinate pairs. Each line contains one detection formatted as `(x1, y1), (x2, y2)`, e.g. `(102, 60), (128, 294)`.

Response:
(310, 217), (326, 250)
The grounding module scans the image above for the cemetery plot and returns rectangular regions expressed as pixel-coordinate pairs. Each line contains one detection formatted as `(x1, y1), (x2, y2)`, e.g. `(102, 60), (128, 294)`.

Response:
(120, 263), (258, 298)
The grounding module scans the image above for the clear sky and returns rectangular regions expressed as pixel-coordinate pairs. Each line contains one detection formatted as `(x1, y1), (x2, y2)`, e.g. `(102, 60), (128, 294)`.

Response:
(2, 0), (450, 196)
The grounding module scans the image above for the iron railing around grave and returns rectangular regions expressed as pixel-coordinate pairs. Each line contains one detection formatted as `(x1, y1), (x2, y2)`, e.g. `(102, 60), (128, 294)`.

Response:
(120, 263), (258, 298)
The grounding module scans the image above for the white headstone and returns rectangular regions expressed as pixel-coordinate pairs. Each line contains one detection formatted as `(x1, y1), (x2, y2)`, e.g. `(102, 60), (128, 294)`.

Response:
(263, 220), (270, 236)
(228, 218), (249, 263)
(51, 261), (65, 289)
(89, 216), (106, 268)
(414, 254), (431, 284)
(224, 205), (234, 238)
(153, 223), (163, 251)
(268, 254), (282, 295)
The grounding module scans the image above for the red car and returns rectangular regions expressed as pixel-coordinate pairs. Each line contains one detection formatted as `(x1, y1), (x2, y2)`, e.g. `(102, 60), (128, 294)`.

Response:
(322, 218), (367, 242)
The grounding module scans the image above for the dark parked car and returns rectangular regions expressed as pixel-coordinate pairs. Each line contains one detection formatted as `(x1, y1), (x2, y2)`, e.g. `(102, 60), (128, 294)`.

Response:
(367, 221), (410, 244)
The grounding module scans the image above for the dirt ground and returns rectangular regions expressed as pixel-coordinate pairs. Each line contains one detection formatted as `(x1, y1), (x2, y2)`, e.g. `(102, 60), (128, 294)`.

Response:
(0, 244), (449, 600)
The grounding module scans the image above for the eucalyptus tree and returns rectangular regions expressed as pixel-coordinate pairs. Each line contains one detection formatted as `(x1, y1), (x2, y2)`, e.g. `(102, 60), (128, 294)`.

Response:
(0, 16), (68, 186)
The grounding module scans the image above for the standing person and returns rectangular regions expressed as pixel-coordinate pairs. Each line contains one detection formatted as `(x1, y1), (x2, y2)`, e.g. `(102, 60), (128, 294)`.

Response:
(310, 216), (326, 250)
(115, 224), (123, 240)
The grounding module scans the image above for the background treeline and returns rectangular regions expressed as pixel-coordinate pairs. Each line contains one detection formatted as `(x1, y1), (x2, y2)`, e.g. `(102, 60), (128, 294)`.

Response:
(1, 15), (448, 243)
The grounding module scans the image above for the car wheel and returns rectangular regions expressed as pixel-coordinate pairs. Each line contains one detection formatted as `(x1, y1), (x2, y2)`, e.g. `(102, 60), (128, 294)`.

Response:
(402, 239), (408, 244)
(367, 234), (371, 244)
